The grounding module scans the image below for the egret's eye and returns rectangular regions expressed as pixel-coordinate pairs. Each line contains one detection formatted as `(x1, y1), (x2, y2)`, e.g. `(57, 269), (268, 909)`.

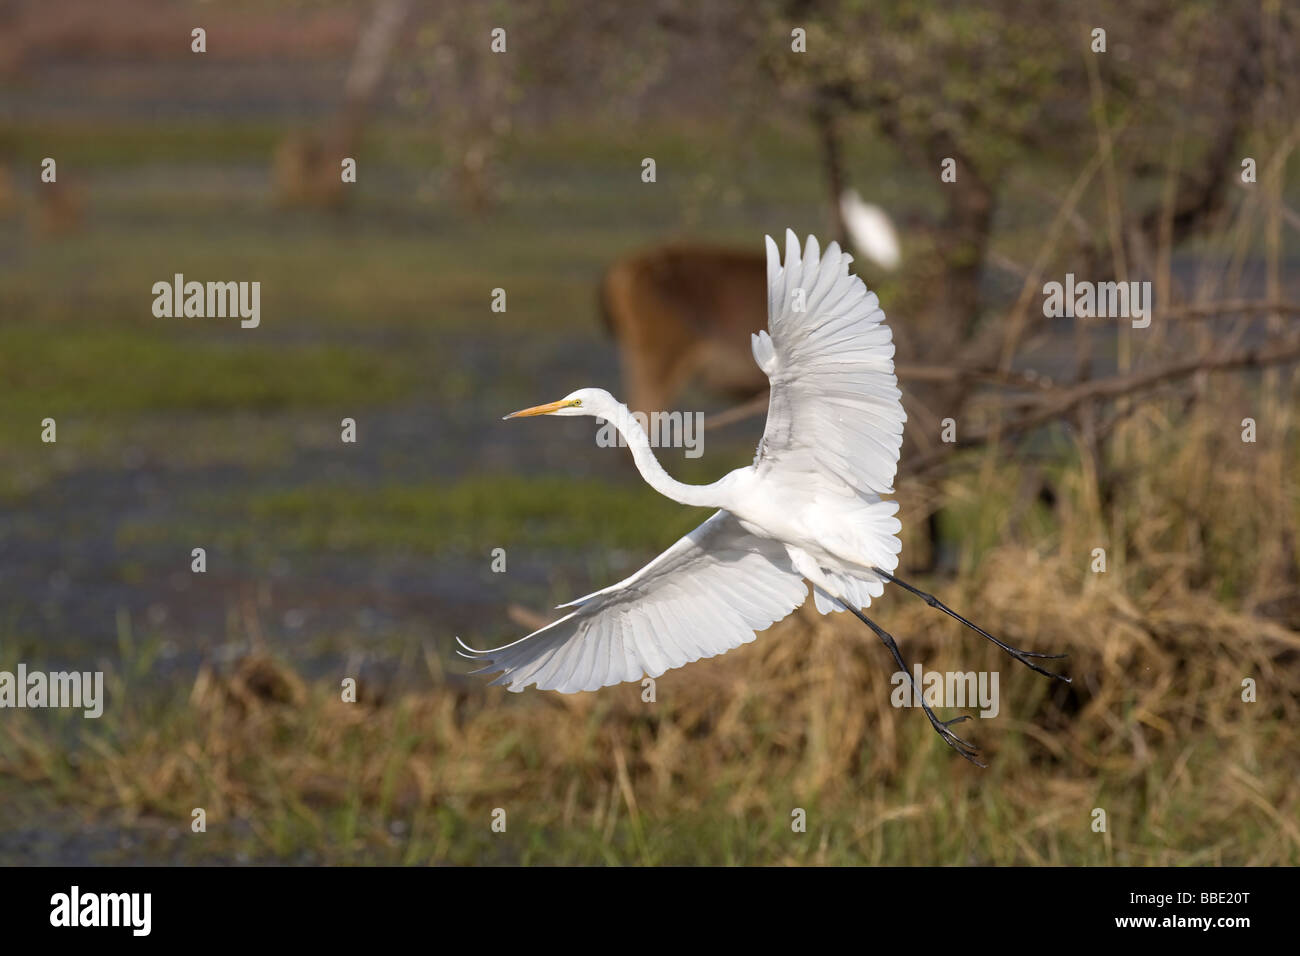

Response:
(571, 399), (582, 407)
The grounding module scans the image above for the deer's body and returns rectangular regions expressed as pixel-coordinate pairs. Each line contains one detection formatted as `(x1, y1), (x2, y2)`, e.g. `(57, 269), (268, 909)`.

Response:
(600, 244), (770, 414)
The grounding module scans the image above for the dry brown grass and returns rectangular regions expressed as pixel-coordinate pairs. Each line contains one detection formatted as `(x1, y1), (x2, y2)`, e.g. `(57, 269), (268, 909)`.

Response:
(3, 389), (1296, 864)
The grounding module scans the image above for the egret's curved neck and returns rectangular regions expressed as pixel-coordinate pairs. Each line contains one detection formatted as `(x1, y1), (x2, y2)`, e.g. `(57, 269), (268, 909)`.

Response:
(603, 402), (725, 509)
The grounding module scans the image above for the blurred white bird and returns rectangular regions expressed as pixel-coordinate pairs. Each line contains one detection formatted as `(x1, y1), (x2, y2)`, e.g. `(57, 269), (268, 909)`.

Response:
(839, 189), (901, 271)
(459, 231), (1066, 764)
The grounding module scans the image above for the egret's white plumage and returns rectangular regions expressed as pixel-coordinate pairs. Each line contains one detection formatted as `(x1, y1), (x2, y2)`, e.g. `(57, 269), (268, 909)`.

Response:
(459, 231), (905, 693)
(459, 230), (1066, 759)
(460, 510), (808, 694)
(838, 189), (902, 271)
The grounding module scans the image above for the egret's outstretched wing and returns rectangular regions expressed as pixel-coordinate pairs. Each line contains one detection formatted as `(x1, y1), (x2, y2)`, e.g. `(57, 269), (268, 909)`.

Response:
(751, 230), (906, 497)
(457, 510), (808, 693)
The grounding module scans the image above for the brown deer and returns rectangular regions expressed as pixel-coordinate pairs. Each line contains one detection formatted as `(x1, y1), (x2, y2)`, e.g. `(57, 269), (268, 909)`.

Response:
(599, 244), (770, 416)
(600, 194), (900, 415)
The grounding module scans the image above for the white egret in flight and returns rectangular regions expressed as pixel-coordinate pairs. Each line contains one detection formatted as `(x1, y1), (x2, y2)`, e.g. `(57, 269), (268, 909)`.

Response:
(839, 189), (901, 271)
(459, 231), (1067, 764)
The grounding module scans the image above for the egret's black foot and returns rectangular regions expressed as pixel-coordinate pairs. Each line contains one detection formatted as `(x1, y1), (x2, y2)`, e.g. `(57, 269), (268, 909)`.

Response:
(846, 602), (986, 767)
(871, 566), (1072, 684)
(926, 711), (984, 767)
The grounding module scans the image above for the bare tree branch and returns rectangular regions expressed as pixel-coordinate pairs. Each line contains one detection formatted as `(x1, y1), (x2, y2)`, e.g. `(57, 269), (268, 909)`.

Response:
(904, 336), (1300, 474)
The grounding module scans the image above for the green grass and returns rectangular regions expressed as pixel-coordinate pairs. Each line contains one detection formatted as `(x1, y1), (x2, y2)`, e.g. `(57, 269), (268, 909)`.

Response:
(0, 325), (421, 419)
(0, 225), (599, 331)
(114, 474), (711, 561)
(2, 641), (1291, 866)
(0, 318), (435, 497)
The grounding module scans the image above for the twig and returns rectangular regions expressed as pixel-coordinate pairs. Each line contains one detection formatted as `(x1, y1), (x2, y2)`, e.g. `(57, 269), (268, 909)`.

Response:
(704, 293), (1300, 432)
(1161, 300), (1300, 321)
(905, 336), (1300, 473)
(702, 364), (1059, 430)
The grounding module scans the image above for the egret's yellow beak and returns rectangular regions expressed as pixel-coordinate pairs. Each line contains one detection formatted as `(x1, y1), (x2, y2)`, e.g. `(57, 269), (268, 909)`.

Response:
(502, 398), (580, 420)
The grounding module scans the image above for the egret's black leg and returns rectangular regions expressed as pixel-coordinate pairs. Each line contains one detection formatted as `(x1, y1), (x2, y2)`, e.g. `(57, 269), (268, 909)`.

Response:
(871, 567), (1071, 683)
(844, 602), (986, 767)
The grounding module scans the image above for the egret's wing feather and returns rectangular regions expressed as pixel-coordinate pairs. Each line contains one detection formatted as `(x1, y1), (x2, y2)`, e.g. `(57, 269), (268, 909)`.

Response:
(457, 510), (808, 693)
(752, 229), (905, 498)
